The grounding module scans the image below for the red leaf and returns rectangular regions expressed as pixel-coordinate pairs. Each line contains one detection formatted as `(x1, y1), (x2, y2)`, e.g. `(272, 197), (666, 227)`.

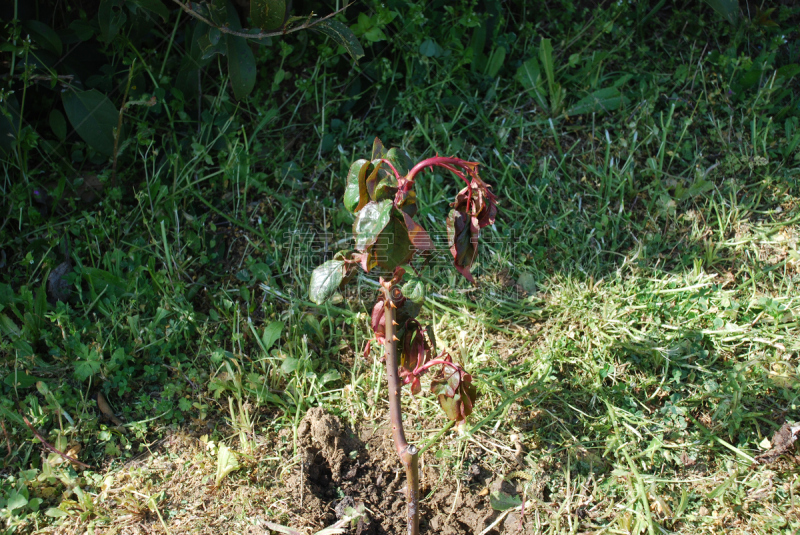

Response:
(371, 299), (385, 344)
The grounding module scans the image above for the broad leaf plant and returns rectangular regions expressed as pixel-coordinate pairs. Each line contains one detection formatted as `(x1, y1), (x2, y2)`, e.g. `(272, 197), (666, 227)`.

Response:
(309, 138), (497, 534)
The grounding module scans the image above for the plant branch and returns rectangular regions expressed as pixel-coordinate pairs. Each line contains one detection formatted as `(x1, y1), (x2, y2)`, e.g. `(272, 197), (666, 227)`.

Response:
(378, 158), (403, 180)
(382, 283), (420, 535)
(402, 156), (477, 209)
(414, 358), (463, 377)
(405, 156), (477, 187)
(23, 416), (93, 469)
(170, 0), (352, 40)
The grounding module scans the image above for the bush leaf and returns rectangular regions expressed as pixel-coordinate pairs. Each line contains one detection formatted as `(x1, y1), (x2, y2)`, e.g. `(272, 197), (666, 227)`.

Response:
(353, 200), (393, 251)
(343, 159), (371, 213)
(251, 0), (285, 30)
(312, 19), (365, 62)
(309, 260), (346, 305)
(225, 35), (256, 100)
(61, 89), (120, 157)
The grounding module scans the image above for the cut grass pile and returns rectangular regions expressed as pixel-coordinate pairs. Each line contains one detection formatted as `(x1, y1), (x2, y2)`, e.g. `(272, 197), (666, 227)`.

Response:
(1, 0), (799, 533)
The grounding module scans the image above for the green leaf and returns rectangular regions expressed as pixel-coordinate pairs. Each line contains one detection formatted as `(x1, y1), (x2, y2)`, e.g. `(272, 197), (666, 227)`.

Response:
(312, 19), (365, 62)
(62, 89), (120, 157)
(198, 25), (223, 60)
(98, 0), (127, 43)
(24, 20), (63, 55)
(215, 443), (241, 486)
(82, 267), (128, 299)
(320, 369), (340, 385)
(353, 200), (393, 251)
(385, 147), (412, 176)
(49, 110), (67, 140)
(251, 0), (285, 30)
(485, 46), (506, 78)
(225, 35), (256, 100)
(261, 321), (284, 351)
(567, 87), (624, 116)
(6, 490), (29, 511)
(490, 491), (522, 511)
(309, 260), (346, 305)
(419, 39), (443, 58)
(375, 213), (414, 270)
(702, 0), (739, 25)
(539, 38), (556, 99)
(128, 0), (169, 20)
(281, 357), (300, 374)
(515, 57), (547, 110)
(45, 507), (70, 518)
(74, 353), (102, 382)
(517, 56), (541, 87)
(343, 159), (371, 213)
(3, 370), (41, 389)
(0, 313), (20, 337)
(402, 277), (425, 305)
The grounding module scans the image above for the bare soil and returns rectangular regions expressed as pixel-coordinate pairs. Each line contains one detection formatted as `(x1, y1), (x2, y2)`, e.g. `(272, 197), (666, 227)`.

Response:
(284, 407), (514, 534)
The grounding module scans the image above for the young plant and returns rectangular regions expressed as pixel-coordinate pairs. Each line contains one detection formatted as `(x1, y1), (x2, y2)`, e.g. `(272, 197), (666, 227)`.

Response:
(309, 138), (497, 534)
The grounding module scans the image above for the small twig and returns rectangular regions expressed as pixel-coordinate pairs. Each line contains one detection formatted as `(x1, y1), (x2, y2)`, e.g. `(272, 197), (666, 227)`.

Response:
(22, 416), (93, 469)
(170, 0), (352, 40)
(1, 419), (12, 459)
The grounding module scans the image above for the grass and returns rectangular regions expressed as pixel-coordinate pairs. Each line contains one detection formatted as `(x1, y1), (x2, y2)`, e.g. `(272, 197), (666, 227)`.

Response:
(1, 0), (799, 533)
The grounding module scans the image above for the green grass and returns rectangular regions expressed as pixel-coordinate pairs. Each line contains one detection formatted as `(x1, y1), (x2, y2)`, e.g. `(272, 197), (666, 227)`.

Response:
(1, 0), (799, 533)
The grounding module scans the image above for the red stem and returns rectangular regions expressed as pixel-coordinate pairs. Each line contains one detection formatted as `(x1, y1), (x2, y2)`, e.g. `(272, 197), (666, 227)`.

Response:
(382, 284), (420, 535)
(414, 358), (462, 377)
(379, 158), (403, 180)
(402, 156), (475, 213)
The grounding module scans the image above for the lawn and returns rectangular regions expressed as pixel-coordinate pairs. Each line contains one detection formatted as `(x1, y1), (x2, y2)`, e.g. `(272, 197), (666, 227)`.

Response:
(1, 0), (799, 533)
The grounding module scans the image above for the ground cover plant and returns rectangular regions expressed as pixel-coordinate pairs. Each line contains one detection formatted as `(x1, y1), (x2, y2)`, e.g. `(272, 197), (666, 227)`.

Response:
(1, 0), (800, 533)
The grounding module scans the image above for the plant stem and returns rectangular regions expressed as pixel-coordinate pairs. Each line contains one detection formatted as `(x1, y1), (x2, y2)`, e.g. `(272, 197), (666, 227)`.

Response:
(383, 284), (420, 535)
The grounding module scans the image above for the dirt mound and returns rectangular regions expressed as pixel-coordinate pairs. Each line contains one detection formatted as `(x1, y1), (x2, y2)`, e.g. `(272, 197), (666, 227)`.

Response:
(285, 407), (503, 534)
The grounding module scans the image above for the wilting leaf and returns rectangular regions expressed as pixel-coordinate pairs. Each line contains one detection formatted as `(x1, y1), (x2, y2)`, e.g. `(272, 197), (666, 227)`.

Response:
(62, 89), (120, 157)
(400, 322), (426, 394)
(215, 444), (240, 486)
(431, 363), (477, 422)
(402, 211), (433, 251)
(371, 137), (387, 160)
(447, 172), (498, 282)
(308, 260), (345, 304)
(365, 160), (398, 202)
(447, 209), (478, 282)
(353, 200), (393, 251)
(371, 299), (385, 344)
(343, 159), (372, 213)
(312, 19), (365, 62)
(251, 0), (285, 30)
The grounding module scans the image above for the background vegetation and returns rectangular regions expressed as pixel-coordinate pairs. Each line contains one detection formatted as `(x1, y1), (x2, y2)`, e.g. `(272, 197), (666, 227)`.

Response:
(1, 0), (799, 533)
